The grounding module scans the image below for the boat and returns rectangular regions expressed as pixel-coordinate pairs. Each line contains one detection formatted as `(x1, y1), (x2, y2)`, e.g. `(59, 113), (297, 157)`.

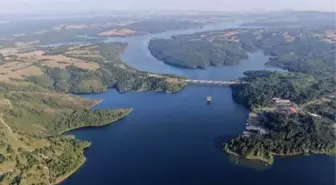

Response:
(207, 96), (212, 102)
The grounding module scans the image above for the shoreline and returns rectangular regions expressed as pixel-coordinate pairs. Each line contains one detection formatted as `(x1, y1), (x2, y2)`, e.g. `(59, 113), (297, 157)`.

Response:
(224, 106), (336, 165)
(90, 99), (103, 108)
(225, 147), (335, 165)
(54, 145), (90, 185)
(59, 108), (133, 135)
(54, 108), (133, 184)
(224, 148), (274, 165)
(56, 81), (186, 183)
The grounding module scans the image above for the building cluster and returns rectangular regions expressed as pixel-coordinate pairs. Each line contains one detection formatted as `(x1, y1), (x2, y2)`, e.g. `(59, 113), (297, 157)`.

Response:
(272, 98), (298, 115)
(242, 98), (300, 138)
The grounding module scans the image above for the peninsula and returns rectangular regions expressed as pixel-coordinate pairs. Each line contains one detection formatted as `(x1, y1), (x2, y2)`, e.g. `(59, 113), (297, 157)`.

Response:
(149, 30), (249, 69)
(225, 70), (336, 164)
(0, 41), (187, 184)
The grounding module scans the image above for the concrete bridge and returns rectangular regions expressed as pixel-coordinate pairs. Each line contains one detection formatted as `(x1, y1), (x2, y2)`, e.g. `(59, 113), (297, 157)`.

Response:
(185, 79), (245, 86)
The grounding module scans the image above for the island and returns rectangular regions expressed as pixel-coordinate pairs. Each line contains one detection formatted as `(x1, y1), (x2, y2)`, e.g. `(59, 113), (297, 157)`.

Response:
(0, 41), (187, 184)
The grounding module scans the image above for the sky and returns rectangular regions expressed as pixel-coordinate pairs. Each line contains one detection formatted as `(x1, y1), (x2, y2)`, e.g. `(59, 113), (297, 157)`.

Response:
(0, 0), (335, 14)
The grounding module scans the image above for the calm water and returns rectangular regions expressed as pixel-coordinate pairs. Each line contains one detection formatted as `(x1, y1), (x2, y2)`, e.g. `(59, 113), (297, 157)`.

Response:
(62, 23), (336, 185)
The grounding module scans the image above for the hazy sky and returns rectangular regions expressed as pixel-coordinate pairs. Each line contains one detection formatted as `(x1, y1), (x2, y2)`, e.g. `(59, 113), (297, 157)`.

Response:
(1, 0), (335, 14)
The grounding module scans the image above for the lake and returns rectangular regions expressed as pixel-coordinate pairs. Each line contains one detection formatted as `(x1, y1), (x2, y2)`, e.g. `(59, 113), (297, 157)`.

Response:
(61, 22), (336, 185)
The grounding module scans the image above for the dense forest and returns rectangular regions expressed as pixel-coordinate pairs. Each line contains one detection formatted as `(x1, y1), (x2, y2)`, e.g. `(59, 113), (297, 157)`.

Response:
(231, 71), (335, 108)
(149, 26), (336, 77)
(224, 111), (336, 164)
(149, 32), (249, 68)
(237, 27), (336, 77)
(29, 62), (186, 94)
(226, 70), (336, 163)
(0, 87), (133, 184)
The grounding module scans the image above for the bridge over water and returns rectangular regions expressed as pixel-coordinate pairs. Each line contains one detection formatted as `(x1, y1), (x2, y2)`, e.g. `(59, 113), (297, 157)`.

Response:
(185, 79), (245, 86)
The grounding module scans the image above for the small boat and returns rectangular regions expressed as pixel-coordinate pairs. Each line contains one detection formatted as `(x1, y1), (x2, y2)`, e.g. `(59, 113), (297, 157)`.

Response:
(207, 96), (212, 102)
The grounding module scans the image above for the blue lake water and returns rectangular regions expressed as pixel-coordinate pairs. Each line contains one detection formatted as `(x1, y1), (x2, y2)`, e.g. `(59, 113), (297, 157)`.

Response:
(62, 22), (336, 185)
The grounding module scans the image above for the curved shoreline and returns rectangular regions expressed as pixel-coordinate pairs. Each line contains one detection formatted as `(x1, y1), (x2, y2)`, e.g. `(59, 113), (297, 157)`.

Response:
(59, 108), (133, 135)
(54, 145), (90, 185)
(224, 148), (274, 165)
(224, 140), (336, 165)
(54, 108), (133, 184)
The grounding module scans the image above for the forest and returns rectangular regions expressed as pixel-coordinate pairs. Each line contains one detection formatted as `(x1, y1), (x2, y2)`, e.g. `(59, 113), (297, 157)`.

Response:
(226, 70), (336, 163)
(149, 26), (336, 77)
(0, 87), (133, 184)
(149, 33), (248, 69)
(231, 71), (335, 108)
(237, 27), (336, 77)
(224, 111), (336, 164)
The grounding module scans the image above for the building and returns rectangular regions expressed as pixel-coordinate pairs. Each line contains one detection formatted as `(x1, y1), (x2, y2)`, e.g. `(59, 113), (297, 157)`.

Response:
(272, 98), (291, 104)
(246, 126), (267, 135)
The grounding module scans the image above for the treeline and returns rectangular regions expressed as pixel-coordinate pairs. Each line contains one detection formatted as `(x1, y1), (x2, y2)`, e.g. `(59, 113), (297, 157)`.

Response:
(45, 136), (90, 182)
(52, 109), (131, 134)
(226, 70), (336, 163)
(237, 27), (336, 77)
(29, 65), (186, 94)
(149, 36), (248, 69)
(305, 99), (336, 121)
(224, 111), (336, 161)
(231, 71), (336, 109)
(29, 43), (186, 94)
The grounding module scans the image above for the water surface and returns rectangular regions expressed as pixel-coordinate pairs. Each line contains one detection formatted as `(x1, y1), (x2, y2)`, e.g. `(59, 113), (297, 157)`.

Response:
(62, 22), (335, 185)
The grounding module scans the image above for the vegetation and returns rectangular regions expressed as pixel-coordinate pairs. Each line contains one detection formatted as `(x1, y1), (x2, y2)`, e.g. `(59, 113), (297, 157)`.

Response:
(0, 78), (133, 184)
(224, 111), (335, 164)
(149, 31), (249, 69)
(0, 41), (186, 184)
(237, 27), (336, 77)
(0, 86), (132, 185)
(2, 90), (132, 135)
(0, 42), (187, 94)
(225, 71), (336, 164)
(0, 17), (207, 47)
(231, 71), (335, 108)
(147, 23), (336, 164)
(51, 43), (185, 93)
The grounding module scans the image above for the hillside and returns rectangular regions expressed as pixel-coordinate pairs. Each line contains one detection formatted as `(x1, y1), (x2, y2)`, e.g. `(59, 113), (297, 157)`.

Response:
(225, 71), (336, 164)
(0, 42), (187, 184)
(149, 30), (249, 69)
(0, 42), (187, 94)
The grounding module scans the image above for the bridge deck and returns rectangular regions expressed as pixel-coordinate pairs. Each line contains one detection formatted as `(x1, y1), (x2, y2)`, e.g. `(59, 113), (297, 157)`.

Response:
(185, 79), (245, 86)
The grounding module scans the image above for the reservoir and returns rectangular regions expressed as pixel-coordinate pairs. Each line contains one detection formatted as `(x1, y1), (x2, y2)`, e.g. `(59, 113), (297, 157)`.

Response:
(62, 22), (335, 185)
